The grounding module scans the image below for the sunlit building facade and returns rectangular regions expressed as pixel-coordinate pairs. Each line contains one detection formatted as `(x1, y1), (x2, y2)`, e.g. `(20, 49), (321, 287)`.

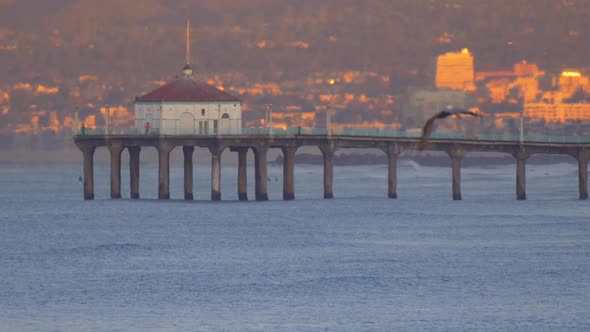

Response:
(525, 102), (590, 123)
(435, 48), (476, 92)
(558, 70), (590, 98)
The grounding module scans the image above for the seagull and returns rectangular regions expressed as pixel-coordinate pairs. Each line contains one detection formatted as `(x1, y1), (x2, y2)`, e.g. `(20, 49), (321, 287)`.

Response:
(417, 106), (481, 150)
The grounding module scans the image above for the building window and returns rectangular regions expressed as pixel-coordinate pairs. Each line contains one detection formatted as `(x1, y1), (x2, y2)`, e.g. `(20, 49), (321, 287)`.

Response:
(222, 113), (230, 119)
(201, 109), (205, 116)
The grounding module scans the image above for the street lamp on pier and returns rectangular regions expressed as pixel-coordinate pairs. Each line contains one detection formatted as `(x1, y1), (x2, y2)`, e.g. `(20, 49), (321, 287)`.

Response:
(327, 79), (335, 136)
(519, 108), (524, 147)
(105, 104), (110, 135)
(74, 104), (79, 134)
(326, 104), (332, 136)
(264, 103), (272, 133)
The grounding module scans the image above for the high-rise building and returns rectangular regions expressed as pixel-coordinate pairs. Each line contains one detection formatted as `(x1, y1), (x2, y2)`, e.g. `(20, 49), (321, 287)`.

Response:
(435, 48), (476, 92)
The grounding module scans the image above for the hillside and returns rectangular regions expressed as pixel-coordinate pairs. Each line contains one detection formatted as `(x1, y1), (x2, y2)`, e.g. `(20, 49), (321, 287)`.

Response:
(0, 0), (589, 82)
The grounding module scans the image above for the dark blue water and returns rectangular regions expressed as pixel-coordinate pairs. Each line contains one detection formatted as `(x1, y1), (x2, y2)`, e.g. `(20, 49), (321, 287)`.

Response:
(0, 162), (589, 331)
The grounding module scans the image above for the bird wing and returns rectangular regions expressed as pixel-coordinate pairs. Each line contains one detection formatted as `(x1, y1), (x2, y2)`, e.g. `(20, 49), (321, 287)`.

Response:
(417, 115), (437, 150)
(448, 108), (480, 117)
(418, 109), (481, 150)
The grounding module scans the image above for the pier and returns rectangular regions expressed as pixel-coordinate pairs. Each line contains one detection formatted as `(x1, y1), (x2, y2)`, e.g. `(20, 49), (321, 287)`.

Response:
(74, 129), (590, 201)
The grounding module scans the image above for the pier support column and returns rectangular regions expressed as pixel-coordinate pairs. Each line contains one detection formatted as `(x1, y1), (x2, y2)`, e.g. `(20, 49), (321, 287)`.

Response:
(578, 150), (589, 200)
(384, 143), (402, 199)
(128, 146), (140, 199)
(515, 152), (528, 200)
(209, 145), (224, 201)
(282, 145), (297, 200)
(108, 142), (124, 199)
(80, 145), (95, 200)
(237, 148), (248, 201)
(158, 143), (173, 200)
(183, 146), (194, 200)
(254, 145), (269, 201)
(449, 151), (465, 200)
(320, 142), (336, 199)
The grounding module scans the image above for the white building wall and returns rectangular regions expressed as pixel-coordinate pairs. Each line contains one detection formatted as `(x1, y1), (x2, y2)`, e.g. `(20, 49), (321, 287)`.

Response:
(134, 102), (242, 133)
(134, 104), (162, 129)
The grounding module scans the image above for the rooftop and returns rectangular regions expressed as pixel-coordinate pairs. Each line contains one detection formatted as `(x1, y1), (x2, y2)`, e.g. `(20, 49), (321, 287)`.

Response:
(135, 75), (241, 103)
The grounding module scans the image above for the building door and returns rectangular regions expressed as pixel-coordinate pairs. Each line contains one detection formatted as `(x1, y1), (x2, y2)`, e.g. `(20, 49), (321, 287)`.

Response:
(213, 120), (218, 134)
(178, 112), (195, 134)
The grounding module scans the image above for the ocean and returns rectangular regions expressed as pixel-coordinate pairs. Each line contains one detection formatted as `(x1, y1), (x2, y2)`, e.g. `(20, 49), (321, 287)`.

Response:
(0, 160), (589, 331)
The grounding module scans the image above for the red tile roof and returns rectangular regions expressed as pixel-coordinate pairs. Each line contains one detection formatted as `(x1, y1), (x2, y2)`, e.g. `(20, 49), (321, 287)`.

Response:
(135, 78), (241, 103)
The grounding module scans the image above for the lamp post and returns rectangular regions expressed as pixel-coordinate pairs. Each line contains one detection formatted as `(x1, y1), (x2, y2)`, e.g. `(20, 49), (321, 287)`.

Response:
(326, 104), (331, 136)
(74, 104), (79, 134)
(264, 103), (272, 133)
(267, 104), (272, 133)
(519, 108), (524, 146)
(327, 79), (335, 136)
(105, 104), (110, 135)
(264, 103), (269, 127)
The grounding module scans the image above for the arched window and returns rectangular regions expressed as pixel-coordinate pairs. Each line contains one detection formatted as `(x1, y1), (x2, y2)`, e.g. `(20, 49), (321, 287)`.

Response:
(221, 113), (230, 119)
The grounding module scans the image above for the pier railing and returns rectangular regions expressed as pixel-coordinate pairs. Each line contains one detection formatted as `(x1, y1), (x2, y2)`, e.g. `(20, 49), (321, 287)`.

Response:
(76, 127), (590, 143)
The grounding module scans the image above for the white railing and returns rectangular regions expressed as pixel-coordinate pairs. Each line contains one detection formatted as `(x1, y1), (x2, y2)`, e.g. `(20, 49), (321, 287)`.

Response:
(75, 126), (590, 143)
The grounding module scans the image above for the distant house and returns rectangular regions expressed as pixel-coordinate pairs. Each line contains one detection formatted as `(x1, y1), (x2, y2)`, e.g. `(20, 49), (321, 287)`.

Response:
(134, 64), (242, 134)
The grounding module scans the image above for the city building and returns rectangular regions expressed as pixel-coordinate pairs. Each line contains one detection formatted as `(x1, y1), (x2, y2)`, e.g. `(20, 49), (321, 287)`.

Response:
(405, 88), (475, 123)
(513, 61), (541, 77)
(435, 48), (476, 92)
(525, 102), (590, 123)
(558, 70), (590, 98)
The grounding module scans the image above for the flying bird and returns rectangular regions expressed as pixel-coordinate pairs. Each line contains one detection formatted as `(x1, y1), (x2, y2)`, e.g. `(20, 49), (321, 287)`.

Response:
(417, 107), (481, 150)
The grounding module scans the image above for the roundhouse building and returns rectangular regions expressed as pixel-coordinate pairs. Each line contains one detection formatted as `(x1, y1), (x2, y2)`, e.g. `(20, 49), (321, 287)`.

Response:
(134, 64), (242, 134)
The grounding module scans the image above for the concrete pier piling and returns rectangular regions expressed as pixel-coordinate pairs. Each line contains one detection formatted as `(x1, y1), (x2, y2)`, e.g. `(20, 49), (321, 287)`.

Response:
(385, 144), (401, 199)
(158, 143), (171, 200)
(237, 148), (248, 201)
(74, 133), (590, 202)
(387, 153), (398, 199)
(322, 151), (334, 199)
(578, 151), (589, 200)
(516, 155), (527, 200)
(210, 146), (222, 201)
(108, 143), (123, 199)
(81, 146), (95, 200)
(449, 150), (464, 201)
(253, 145), (269, 201)
(320, 143), (335, 199)
(128, 146), (140, 199)
(282, 146), (297, 200)
(183, 146), (194, 200)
